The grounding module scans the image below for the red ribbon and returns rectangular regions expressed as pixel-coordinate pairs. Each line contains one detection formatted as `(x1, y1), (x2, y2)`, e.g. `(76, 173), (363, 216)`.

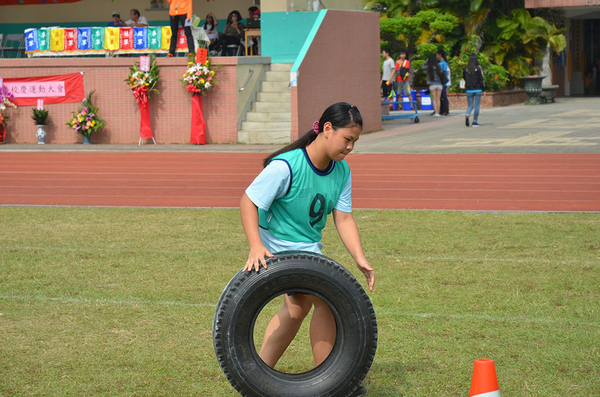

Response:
(133, 87), (153, 139)
(190, 94), (206, 145)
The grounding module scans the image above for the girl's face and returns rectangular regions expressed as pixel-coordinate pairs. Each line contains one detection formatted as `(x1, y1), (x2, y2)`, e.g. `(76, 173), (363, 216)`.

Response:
(207, 16), (213, 23)
(323, 123), (361, 162)
(230, 14), (238, 22)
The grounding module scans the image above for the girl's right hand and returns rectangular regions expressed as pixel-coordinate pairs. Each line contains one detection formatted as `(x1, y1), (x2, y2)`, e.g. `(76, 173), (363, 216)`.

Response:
(243, 245), (274, 272)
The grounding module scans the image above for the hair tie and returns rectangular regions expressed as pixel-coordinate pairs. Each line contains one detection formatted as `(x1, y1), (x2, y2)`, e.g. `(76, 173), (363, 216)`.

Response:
(313, 121), (320, 135)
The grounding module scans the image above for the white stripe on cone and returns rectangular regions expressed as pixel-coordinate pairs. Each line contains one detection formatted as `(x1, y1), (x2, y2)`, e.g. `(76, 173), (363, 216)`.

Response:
(472, 391), (500, 397)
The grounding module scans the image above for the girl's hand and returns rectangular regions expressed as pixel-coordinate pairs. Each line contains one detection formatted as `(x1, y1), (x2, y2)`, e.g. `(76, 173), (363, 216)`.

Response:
(356, 259), (375, 292)
(243, 245), (274, 272)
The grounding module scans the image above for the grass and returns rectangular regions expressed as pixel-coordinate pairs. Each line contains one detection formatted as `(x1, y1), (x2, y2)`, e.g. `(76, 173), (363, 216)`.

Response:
(0, 207), (599, 396)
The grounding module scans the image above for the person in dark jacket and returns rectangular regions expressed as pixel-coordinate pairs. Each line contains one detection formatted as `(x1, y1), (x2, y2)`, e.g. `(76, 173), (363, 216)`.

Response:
(463, 53), (485, 127)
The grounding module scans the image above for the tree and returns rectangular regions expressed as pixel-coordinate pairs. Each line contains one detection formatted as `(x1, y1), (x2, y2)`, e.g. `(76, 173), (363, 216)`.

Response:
(526, 16), (567, 86)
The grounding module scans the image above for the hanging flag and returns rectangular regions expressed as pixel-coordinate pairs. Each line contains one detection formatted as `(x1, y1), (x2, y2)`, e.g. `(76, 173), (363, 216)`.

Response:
(119, 27), (134, 50)
(38, 28), (51, 51)
(77, 27), (92, 51)
(3, 73), (85, 106)
(160, 26), (172, 50)
(50, 28), (65, 51)
(91, 27), (105, 50)
(176, 26), (187, 50)
(64, 28), (78, 51)
(147, 26), (161, 50)
(133, 27), (148, 50)
(105, 27), (120, 51)
(24, 28), (39, 52)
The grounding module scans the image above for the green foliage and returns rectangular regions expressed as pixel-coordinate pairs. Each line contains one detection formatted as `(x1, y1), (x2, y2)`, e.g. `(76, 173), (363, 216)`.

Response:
(31, 108), (49, 125)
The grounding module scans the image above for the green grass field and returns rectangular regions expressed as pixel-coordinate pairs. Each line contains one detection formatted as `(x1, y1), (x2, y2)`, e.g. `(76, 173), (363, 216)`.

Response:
(1, 207), (598, 396)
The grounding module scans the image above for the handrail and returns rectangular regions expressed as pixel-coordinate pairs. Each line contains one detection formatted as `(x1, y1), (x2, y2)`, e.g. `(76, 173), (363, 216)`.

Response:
(239, 69), (254, 91)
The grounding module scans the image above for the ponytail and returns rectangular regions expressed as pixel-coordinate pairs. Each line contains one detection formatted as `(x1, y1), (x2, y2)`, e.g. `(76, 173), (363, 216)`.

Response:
(262, 102), (362, 168)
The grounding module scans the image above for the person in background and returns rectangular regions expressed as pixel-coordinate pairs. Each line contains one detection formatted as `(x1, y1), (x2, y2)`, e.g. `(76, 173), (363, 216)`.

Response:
(247, 8), (260, 55)
(204, 12), (219, 55)
(584, 71), (593, 94)
(167, 0), (194, 58)
(422, 54), (444, 117)
(381, 49), (395, 102)
(463, 53), (485, 127)
(248, 5), (259, 19)
(437, 49), (451, 116)
(107, 11), (127, 27)
(395, 51), (411, 106)
(126, 9), (149, 27)
(215, 10), (245, 56)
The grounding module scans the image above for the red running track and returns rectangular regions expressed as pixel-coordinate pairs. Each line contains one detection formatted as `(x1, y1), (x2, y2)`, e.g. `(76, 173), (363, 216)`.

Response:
(1, 152), (599, 212)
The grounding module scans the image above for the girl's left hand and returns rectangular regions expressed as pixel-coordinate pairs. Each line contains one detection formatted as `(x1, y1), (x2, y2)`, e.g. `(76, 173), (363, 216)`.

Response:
(356, 260), (374, 292)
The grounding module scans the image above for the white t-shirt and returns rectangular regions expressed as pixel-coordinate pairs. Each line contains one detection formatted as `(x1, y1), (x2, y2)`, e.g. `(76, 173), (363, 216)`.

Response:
(245, 159), (352, 254)
(204, 24), (219, 41)
(126, 16), (149, 26)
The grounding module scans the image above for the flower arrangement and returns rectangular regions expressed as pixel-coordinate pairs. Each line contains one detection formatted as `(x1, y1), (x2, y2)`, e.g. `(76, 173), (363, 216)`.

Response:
(66, 91), (105, 136)
(182, 59), (216, 96)
(126, 54), (161, 100)
(32, 108), (50, 125)
(0, 86), (17, 126)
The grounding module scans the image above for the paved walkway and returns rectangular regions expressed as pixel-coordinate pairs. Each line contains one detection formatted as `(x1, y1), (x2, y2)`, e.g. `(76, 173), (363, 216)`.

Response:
(2, 97), (599, 155)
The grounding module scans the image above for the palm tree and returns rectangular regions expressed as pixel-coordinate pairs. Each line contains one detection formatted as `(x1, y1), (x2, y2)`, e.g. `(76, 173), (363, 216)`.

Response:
(525, 16), (566, 86)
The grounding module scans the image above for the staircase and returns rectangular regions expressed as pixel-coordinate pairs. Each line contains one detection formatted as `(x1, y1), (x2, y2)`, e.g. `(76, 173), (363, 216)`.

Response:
(238, 63), (292, 144)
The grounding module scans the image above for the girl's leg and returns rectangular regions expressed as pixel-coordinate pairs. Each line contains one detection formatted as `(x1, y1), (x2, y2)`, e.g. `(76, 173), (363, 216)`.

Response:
(473, 92), (482, 122)
(259, 294), (312, 368)
(465, 93), (474, 117)
(308, 296), (336, 366)
(431, 89), (441, 115)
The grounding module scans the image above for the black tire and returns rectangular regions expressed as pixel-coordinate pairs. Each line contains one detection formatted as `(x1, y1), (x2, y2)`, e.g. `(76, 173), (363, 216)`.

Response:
(213, 252), (377, 397)
(414, 116), (420, 123)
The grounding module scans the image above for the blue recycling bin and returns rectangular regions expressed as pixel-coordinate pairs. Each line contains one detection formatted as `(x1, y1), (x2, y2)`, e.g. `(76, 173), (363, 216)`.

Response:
(420, 89), (433, 111)
(402, 92), (411, 111)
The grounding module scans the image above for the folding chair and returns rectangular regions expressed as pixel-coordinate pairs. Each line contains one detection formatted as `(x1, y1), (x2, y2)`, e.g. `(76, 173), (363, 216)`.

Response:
(226, 43), (242, 56)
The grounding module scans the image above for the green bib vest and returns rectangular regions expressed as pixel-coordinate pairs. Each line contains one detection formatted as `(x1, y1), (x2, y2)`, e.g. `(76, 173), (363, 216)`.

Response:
(259, 148), (350, 243)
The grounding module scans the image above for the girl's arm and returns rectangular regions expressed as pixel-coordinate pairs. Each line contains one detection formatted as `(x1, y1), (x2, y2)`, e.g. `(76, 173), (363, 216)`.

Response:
(332, 209), (375, 291)
(240, 193), (273, 272)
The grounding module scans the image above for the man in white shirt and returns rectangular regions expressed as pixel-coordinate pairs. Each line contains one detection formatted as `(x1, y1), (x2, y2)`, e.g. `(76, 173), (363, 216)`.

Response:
(126, 9), (149, 27)
(381, 49), (395, 99)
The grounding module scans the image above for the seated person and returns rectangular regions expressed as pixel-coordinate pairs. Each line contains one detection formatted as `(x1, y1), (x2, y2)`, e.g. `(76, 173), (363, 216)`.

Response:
(203, 12), (219, 55)
(248, 6), (259, 19)
(107, 11), (127, 27)
(126, 9), (149, 27)
(246, 9), (260, 55)
(215, 10), (245, 56)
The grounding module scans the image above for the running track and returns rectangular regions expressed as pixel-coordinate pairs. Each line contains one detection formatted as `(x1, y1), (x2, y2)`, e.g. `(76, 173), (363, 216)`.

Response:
(1, 152), (599, 212)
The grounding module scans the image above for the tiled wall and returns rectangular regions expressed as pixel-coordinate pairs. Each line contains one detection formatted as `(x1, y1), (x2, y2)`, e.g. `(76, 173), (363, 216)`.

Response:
(0, 57), (240, 144)
(292, 11), (381, 141)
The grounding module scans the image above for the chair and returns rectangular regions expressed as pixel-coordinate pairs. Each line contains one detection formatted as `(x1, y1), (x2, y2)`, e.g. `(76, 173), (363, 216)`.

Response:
(226, 43), (242, 56)
(0, 34), (25, 58)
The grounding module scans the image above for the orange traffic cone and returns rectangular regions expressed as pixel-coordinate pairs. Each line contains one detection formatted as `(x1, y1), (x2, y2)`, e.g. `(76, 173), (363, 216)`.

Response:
(469, 359), (500, 397)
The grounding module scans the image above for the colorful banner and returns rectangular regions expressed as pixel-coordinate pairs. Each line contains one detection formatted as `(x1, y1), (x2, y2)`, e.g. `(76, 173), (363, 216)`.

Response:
(147, 26), (161, 50)
(38, 28), (50, 51)
(64, 28), (78, 51)
(105, 27), (120, 51)
(175, 26), (187, 50)
(160, 26), (172, 50)
(92, 27), (104, 50)
(50, 28), (65, 51)
(77, 27), (92, 51)
(25, 28), (39, 52)
(3, 73), (85, 106)
(133, 27), (148, 50)
(119, 27), (133, 50)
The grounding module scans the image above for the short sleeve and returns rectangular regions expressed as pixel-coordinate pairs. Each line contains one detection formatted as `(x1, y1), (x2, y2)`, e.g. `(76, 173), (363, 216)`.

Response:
(334, 172), (352, 213)
(140, 16), (149, 25)
(245, 160), (291, 211)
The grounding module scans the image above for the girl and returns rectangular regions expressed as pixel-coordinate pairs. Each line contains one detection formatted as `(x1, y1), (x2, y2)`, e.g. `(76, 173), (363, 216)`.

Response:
(422, 54), (444, 117)
(240, 102), (375, 378)
(216, 10), (245, 56)
(463, 53), (485, 127)
(203, 12), (219, 55)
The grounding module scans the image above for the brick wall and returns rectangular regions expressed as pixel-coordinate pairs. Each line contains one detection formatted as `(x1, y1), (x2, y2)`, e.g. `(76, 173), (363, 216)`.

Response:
(0, 57), (240, 144)
(292, 11), (381, 141)
(446, 90), (528, 110)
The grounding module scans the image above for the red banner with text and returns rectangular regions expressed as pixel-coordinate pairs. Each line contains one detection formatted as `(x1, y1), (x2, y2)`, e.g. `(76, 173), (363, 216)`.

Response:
(2, 73), (85, 106)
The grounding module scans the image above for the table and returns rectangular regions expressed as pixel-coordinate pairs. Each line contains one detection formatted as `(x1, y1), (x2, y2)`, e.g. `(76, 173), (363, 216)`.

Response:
(245, 28), (261, 56)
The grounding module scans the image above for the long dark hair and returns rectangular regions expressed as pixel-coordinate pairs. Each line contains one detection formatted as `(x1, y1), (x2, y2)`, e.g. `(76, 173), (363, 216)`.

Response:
(204, 14), (215, 30)
(466, 53), (481, 74)
(437, 49), (447, 61)
(227, 10), (242, 24)
(263, 102), (363, 168)
(427, 54), (441, 81)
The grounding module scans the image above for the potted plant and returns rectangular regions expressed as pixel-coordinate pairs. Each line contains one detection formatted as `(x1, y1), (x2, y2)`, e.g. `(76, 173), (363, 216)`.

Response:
(67, 91), (105, 144)
(32, 108), (50, 144)
(0, 86), (17, 144)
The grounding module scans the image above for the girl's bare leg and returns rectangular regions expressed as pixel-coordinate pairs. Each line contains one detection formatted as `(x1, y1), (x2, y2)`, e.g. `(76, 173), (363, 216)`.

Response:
(259, 294), (312, 368)
(309, 296), (336, 366)
(432, 89), (441, 114)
